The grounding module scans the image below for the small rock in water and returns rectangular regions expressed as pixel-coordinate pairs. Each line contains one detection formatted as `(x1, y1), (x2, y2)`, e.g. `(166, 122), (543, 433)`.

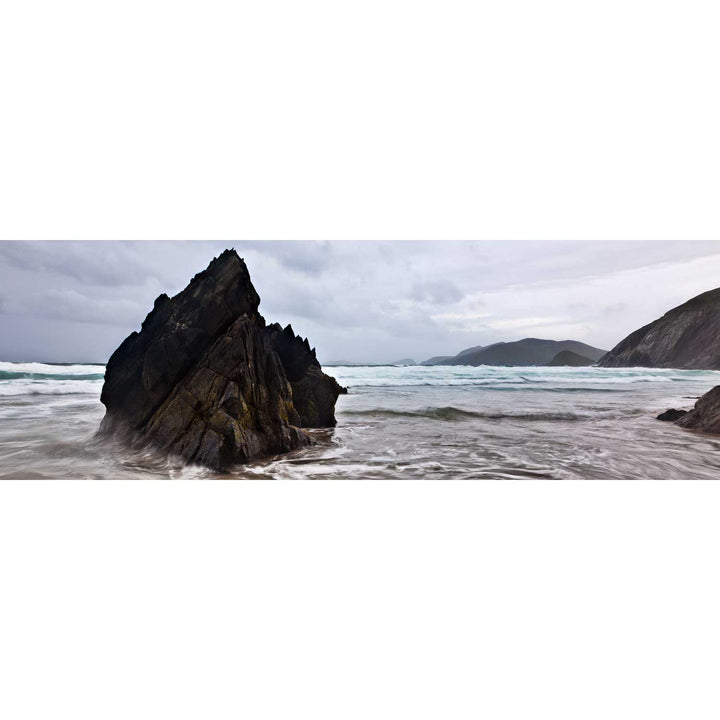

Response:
(656, 408), (688, 422)
(675, 385), (720, 434)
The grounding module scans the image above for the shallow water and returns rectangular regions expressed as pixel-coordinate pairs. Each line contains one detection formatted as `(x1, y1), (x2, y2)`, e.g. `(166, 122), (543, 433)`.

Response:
(1, 361), (719, 479)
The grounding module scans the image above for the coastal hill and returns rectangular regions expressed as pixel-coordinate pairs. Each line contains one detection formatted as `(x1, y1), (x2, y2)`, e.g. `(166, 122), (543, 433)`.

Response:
(454, 344), (486, 359)
(99, 249), (345, 470)
(423, 338), (606, 367)
(599, 287), (720, 369)
(420, 356), (453, 366)
(548, 350), (595, 367)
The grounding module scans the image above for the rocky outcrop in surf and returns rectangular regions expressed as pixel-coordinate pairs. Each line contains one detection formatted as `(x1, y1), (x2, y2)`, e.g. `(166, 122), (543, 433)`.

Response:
(99, 249), (345, 470)
(657, 408), (688, 422)
(674, 386), (720, 434)
(598, 288), (720, 369)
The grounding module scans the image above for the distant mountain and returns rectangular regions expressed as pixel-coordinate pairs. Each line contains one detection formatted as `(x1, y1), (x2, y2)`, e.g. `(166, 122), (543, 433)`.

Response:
(455, 344), (485, 358)
(436, 338), (607, 366)
(420, 355), (453, 366)
(420, 345), (485, 365)
(548, 350), (595, 367)
(391, 358), (417, 366)
(598, 288), (720, 369)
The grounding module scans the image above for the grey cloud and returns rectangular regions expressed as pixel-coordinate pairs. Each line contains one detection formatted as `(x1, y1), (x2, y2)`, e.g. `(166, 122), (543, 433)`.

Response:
(411, 280), (464, 305)
(240, 241), (333, 276)
(2, 241), (720, 363)
(602, 303), (628, 315)
(17, 288), (147, 328)
(0, 241), (169, 289)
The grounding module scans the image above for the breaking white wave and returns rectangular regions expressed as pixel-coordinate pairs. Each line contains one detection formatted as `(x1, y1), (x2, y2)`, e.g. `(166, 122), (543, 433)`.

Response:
(0, 361), (105, 396)
(0, 361), (105, 377)
(324, 364), (719, 388)
(0, 378), (103, 396)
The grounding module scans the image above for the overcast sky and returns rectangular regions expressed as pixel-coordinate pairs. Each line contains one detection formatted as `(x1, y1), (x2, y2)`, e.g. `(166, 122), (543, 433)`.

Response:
(1, 240), (720, 364)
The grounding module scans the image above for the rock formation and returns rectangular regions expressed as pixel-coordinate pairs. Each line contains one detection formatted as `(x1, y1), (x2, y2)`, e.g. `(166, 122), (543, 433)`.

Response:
(657, 408), (688, 422)
(99, 249), (345, 470)
(598, 288), (720, 369)
(266, 322), (346, 428)
(674, 387), (720, 433)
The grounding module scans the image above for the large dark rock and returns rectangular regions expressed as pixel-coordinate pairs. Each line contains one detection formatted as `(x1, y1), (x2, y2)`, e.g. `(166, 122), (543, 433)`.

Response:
(599, 288), (720, 369)
(675, 386), (720, 434)
(99, 249), (345, 470)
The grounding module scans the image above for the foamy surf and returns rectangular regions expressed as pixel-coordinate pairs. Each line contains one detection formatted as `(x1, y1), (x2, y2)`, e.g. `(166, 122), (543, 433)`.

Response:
(1, 361), (720, 479)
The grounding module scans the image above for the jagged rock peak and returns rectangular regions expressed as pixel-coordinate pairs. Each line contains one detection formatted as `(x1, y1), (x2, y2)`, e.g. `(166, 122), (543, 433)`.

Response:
(267, 322), (347, 427)
(99, 250), (344, 470)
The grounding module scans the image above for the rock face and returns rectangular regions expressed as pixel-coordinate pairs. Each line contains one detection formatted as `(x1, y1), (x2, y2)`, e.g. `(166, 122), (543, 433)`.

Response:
(675, 387), (720, 434)
(100, 249), (345, 470)
(598, 288), (720, 369)
(548, 350), (595, 367)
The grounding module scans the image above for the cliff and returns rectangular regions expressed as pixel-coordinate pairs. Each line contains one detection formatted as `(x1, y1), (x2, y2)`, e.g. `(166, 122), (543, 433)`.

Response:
(598, 288), (720, 369)
(99, 249), (345, 470)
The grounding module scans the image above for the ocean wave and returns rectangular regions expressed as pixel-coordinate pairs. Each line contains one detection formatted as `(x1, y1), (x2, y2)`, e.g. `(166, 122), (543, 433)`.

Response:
(0, 361), (105, 380)
(326, 366), (719, 388)
(0, 371), (105, 381)
(342, 406), (598, 422)
(0, 379), (103, 396)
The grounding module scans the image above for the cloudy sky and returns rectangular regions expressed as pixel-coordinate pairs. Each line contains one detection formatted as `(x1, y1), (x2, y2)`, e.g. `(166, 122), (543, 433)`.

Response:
(1, 240), (720, 364)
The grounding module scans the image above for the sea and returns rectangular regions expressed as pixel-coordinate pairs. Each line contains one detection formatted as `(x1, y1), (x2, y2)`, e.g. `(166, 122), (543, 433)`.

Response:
(1, 361), (720, 479)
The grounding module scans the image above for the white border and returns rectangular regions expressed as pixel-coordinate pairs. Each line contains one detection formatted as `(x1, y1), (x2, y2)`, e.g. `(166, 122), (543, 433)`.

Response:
(1, 1), (719, 240)
(2, 2), (720, 718)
